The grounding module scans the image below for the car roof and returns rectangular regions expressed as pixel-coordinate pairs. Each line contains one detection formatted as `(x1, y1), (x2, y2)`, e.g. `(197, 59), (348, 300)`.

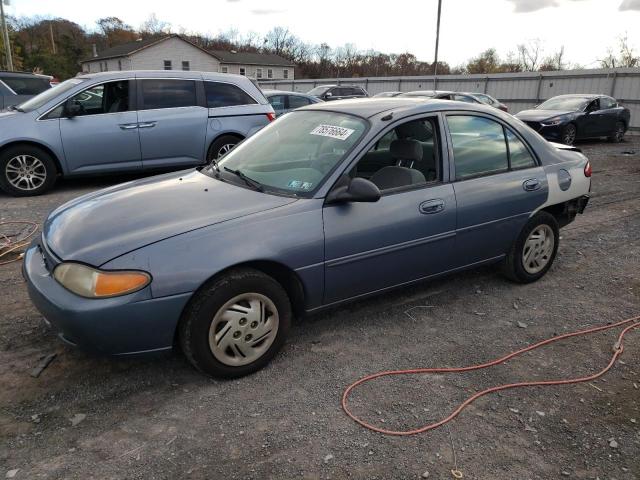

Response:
(548, 93), (603, 99)
(0, 70), (51, 79)
(263, 89), (313, 96)
(400, 90), (454, 96)
(299, 97), (501, 119)
(76, 70), (249, 82)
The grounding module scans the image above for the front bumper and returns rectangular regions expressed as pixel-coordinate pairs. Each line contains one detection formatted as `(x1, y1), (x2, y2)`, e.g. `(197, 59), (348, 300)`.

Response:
(23, 240), (192, 356)
(523, 121), (564, 141)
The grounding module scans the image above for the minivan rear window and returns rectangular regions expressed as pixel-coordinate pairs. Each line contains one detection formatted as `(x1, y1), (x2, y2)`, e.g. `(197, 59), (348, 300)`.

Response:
(204, 81), (257, 108)
(0, 76), (50, 95)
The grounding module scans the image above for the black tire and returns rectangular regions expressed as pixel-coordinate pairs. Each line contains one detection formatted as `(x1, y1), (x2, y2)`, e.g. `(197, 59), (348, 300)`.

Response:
(179, 268), (292, 378)
(0, 145), (57, 196)
(207, 135), (242, 161)
(502, 212), (560, 284)
(607, 121), (625, 143)
(561, 123), (577, 145)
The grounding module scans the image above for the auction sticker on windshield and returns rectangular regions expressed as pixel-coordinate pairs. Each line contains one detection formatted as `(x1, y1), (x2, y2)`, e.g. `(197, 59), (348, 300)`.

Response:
(310, 124), (355, 141)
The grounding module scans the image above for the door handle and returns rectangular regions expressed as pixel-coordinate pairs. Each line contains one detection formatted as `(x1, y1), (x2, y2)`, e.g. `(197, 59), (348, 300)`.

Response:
(523, 178), (541, 192)
(138, 122), (157, 129)
(119, 123), (138, 130)
(419, 199), (445, 214)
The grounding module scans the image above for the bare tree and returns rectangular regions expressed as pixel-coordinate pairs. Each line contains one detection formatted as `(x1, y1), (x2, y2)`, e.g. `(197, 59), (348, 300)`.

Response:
(139, 13), (171, 38)
(517, 39), (543, 71)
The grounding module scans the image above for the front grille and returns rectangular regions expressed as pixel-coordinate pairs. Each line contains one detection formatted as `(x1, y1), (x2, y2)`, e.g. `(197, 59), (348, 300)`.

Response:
(524, 121), (542, 131)
(39, 236), (60, 273)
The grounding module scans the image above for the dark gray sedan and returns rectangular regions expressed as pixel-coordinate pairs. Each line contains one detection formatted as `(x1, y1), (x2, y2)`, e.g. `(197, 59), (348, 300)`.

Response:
(263, 89), (322, 115)
(24, 98), (591, 378)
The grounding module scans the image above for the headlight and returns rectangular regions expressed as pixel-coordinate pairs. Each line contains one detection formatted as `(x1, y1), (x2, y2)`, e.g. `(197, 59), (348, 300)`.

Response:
(53, 263), (151, 298)
(541, 117), (564, 126)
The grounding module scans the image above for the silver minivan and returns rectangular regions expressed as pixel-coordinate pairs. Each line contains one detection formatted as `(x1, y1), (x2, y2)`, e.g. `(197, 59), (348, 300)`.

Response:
(0, 70), (275, 196)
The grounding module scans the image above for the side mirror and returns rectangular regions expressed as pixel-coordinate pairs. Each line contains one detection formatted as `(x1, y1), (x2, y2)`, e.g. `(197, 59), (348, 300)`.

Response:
(64, 99), (82, 118)
(326, 177), (381, 204)
(324, 92), (333, 99)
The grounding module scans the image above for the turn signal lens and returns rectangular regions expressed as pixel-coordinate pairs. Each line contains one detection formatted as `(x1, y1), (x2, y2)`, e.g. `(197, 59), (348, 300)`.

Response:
(584, 161), (592, 177)
(53, 263), (151, 298)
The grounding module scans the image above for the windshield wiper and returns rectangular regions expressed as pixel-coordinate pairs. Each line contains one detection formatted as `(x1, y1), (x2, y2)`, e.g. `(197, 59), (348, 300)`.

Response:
(223, 167), (264, 192)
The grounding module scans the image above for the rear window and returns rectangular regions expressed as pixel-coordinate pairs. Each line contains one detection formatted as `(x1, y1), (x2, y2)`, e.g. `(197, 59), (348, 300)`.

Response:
(205, 81), (257, 108)
(140, 79), (197, 110)
(0, 75), (51, 95)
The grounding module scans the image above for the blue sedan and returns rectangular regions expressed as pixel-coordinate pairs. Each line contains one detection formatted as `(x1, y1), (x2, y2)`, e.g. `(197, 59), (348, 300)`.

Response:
(24, 98), (591, 377)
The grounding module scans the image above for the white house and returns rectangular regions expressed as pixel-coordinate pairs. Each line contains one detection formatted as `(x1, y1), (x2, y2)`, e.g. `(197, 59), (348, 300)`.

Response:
(80, 35), (295, 80)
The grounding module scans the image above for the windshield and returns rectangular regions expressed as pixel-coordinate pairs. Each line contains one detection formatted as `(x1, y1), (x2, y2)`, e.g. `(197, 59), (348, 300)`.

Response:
(16, 78), (85, 112)
(307, 86), (330, 96)
(537, 96), (589, 111)
(0, 75), (50, 95)
(212, 110), (368, 196)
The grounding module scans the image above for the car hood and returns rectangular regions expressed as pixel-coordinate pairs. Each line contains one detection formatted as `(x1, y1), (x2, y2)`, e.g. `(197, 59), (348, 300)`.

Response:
(43, 169), (297, 266)
(515, 109), (575, 122)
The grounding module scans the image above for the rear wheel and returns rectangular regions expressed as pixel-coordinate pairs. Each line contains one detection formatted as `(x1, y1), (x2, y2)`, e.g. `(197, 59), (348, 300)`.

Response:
(502, 212), (559, 283)
(207, 135), (242, 161)
(561, 123), (577, 145)
(608, 121), (625, 143)
(179, 268), (291, 378)
(0, 145), (57, 196)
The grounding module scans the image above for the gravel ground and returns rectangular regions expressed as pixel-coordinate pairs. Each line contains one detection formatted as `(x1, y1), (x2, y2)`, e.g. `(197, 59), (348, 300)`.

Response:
(1, 138), (639, 480)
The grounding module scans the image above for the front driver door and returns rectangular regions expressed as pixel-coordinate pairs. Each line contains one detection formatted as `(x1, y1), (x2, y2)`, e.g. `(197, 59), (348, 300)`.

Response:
(59, 80), (141, 174)
(323, 115), (457, 305)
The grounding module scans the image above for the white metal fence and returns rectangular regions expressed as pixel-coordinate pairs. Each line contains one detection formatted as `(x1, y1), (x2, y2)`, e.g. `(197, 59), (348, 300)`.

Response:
(259, 67), (640, 132)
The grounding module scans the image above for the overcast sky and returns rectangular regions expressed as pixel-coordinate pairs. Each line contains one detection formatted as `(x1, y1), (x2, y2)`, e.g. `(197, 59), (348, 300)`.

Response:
(5, 0), (640, 67)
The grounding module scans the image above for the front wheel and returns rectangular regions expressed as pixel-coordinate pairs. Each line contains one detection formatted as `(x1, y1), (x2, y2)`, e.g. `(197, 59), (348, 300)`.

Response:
(561, 123), (577, 145)
(179, 268), (292, 378)
(502, 212), (560, 283)
(0, 145), (57, 196)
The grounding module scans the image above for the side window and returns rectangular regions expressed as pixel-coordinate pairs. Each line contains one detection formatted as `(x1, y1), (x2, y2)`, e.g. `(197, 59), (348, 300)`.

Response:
(453, 94), (476, 103)
(268, 94), (287, 114)
(506, 129), (536, 170)
(140, 79), (197, 110)
(352, 117), (439, 189)
(448, 115), (509, 180)
(204, 81), (257, 108)
(288, 95), (311, 109)
(600, 97), (617, 109)
(586, 99), (600, 112)
(64, 80), (130, 117)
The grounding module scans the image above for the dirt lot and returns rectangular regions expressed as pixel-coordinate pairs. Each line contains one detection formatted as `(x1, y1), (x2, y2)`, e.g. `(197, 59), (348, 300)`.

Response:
(1, 137), (639, 480)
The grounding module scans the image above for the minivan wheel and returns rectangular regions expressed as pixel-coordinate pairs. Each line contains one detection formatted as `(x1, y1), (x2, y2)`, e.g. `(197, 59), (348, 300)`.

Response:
(208, 135), (242, 161)
(0, 145), (57, 196)
(502, 212), (559, 283)
(179, 268), (292, 378)
(608, 121), (625, 143)
(561, 124), (577, 145)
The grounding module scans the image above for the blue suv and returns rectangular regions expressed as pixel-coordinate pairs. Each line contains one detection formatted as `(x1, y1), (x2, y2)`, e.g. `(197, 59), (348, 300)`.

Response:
(0, 70), (275, 196)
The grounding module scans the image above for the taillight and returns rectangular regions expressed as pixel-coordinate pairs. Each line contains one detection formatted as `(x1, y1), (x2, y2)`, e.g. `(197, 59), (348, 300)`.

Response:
(266, 112), (276, 122)
(584, 161), (592, 177)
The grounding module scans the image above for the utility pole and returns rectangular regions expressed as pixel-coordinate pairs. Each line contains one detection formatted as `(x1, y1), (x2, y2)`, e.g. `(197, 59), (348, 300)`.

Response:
(433, 0), (442, 88)
(0, 0), (13, 71)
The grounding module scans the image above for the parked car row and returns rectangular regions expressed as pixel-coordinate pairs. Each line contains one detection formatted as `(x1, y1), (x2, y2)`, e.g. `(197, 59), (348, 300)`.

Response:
(0, 71), (53, 110)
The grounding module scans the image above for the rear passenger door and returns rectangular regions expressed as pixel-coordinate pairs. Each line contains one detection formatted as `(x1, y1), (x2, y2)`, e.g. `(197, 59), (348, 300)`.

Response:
(445, 114), (548, 266)
(136, 77), (208, 169)
(597, 96), (619, 136)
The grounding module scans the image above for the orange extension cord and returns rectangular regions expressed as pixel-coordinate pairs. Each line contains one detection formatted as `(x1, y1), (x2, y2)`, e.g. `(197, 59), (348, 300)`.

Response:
(0, 221), (38, 266)
(342, 315), (640, 436)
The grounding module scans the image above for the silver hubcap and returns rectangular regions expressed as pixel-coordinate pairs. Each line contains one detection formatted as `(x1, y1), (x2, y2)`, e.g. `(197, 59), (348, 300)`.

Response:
(5, 155), (47, 191)
(563, 126), (576, 145)
(216, 143), (236, 158)
(522, 224), (555, 274)
(208, 293), (279, 367)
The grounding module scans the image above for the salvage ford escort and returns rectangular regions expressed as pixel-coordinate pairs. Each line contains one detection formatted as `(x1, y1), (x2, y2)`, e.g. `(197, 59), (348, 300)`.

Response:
(24, 98), (591, 378)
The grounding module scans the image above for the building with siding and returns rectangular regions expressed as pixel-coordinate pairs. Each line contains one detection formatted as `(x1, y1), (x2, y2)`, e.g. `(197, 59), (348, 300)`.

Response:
(80, 35), (295, 80)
